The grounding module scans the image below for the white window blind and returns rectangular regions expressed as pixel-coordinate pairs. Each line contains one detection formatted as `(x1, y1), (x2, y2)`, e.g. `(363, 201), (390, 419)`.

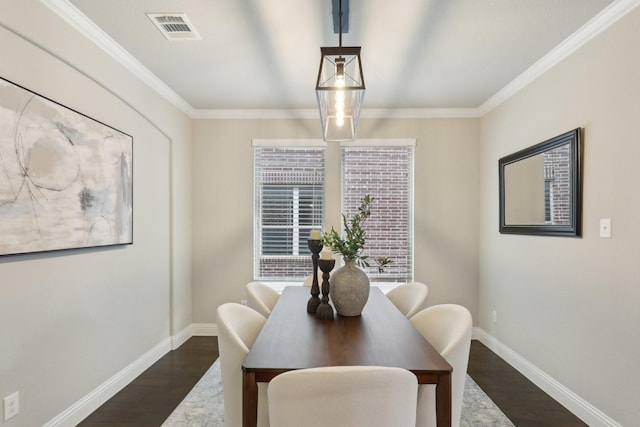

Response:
(254, 145), (325, 280)
(342, 144), (414, 282)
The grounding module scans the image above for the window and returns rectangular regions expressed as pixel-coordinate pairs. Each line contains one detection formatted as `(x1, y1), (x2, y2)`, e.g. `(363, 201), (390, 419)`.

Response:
(261, 184), (322, 256)
(253, 139), (413, 283)
(254, 143), (325, 280)
(342, 142), (414, 282)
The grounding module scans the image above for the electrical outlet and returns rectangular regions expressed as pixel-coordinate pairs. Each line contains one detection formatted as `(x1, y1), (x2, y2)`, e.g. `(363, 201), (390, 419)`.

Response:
(4, 392), (19, 421)
(492, 310), (498, 323)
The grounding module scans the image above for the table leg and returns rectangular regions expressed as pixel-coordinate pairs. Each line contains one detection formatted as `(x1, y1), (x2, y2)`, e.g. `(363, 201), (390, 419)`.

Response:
(435, 372), (452, 427)
(242, 370), (258, 427)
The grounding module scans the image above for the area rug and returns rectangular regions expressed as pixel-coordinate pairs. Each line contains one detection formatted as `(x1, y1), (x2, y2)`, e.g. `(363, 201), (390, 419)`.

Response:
(163, 359), (514, 427)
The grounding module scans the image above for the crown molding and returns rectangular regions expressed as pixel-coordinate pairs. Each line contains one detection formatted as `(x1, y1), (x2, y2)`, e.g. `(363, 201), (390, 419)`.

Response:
(191, 107), (481, 120)
(191, 108), (318, 120)
(361, 108), (481, 119)
(479, 0), (640, 115)
(42, 0), (640, 120)
(41, 0), (196, 116)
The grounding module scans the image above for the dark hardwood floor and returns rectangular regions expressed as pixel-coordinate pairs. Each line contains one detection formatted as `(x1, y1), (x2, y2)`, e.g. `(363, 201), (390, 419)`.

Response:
(79, 337), (218, 426)
(80, 337), (586, 426)
(466, 341), (587, 427)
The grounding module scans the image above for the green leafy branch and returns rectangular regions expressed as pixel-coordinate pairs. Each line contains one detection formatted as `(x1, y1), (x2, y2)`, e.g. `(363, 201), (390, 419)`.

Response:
(322, 194), (393, 272)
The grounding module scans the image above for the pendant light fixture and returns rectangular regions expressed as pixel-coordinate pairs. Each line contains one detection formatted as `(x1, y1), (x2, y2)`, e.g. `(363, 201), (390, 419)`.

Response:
(315, 0), (365, 142)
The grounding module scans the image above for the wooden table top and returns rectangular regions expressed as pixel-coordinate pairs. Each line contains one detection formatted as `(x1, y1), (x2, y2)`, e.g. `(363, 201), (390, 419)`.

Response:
(243, 286), (451, 379)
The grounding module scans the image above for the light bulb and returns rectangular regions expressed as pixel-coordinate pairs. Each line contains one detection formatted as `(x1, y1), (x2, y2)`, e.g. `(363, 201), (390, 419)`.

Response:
(335, 89), (345, 127)
(335, 58), (345, 87)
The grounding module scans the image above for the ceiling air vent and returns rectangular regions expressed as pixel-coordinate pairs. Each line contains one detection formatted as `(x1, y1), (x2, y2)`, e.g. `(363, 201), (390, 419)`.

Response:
(146, 13), (201, 41)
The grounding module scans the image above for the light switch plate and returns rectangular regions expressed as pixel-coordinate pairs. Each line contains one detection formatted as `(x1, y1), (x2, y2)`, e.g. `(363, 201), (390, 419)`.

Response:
(600, 218), (611, 238)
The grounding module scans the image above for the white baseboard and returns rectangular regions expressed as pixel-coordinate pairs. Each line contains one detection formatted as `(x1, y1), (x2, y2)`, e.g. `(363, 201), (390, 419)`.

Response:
(44, 338), (172, 427)
(45, 324), (196, 426)
(473, 328), (621, 427)
(171, 325), (194, 349)
(191, 322), (218, 336)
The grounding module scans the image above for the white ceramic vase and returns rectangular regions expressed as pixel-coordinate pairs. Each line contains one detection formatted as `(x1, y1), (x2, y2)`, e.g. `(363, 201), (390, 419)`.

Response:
(330, 258), (370, 316)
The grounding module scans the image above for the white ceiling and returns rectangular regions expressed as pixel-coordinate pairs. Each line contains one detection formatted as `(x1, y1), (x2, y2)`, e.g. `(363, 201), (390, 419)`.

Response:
(49, 0), (629, 117)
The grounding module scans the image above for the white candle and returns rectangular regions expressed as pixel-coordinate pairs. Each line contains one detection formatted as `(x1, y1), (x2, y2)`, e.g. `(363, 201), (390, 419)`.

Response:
(310, 229), (321, 240)
(320, 249), (333, 260)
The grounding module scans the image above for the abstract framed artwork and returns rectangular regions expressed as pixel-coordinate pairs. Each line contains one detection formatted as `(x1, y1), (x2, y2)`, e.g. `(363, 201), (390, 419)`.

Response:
(0, 76), (133, 256)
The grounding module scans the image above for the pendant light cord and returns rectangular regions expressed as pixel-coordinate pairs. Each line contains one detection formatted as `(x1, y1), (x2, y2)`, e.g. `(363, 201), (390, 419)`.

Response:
(338, 0), (343, 47)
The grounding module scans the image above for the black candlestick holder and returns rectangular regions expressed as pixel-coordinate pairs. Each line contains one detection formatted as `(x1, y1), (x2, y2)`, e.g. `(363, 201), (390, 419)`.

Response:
(316, 258), (335, 320)
(307, 239), (323, 313)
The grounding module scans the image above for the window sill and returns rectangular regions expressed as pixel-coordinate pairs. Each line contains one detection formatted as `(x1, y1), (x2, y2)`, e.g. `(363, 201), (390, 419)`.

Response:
(260, 281), (402, 294)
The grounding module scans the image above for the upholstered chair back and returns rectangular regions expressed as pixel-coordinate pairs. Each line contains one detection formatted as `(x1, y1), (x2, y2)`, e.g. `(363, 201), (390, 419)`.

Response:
(268, 366), (418, 427)
(410, 304), (473, 427)
(385, 281), (429, 319)
(217, 303), (269, 427)
(246, 281), (280, 317)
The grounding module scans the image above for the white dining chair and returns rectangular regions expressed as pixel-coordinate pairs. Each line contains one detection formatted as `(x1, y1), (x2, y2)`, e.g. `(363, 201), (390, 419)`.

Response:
(267, 365), (418, 427)
(246, 281), (280, 317)
(410, 304), (472, 427)
(385, 281), (429, 319)
(217, 303), (270, 427)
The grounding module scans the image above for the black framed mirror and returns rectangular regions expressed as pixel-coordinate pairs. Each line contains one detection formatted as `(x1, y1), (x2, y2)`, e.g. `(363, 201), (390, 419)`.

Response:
(499, 128), (582, 237)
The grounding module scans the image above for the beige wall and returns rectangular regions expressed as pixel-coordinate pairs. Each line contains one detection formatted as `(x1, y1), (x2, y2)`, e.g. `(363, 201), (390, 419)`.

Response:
(479, 6), (640, 425)
(192, 117), (480, 324)
(6, 0), (638, 425)
(0, 1), (192, 425)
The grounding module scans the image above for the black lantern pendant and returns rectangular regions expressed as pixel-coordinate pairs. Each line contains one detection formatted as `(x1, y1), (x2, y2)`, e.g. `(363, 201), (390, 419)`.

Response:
(315, 0), (365, 142)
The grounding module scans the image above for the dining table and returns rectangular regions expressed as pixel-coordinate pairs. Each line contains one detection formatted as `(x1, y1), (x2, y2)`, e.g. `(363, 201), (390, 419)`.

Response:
(242, 285), (453, 427)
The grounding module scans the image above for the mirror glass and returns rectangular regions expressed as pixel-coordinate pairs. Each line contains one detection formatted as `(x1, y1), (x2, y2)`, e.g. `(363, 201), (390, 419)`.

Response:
(499, 128), (582, 236)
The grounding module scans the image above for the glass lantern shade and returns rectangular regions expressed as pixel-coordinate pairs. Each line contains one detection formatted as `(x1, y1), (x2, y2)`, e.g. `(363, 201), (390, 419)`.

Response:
(315, 46), (365, 142)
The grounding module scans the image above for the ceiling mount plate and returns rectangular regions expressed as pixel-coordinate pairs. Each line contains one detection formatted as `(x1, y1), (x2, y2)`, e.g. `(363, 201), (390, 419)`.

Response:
(332, 0), (349, 33)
